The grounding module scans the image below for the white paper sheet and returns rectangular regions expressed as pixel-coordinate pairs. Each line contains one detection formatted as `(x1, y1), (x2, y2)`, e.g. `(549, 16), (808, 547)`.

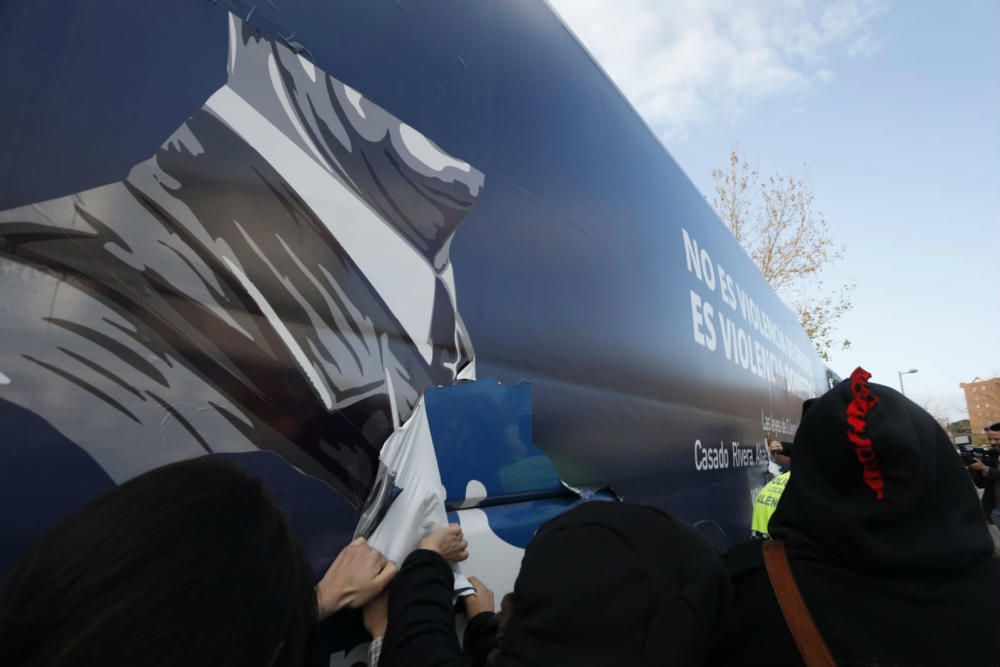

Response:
(365, 397), (471, 594)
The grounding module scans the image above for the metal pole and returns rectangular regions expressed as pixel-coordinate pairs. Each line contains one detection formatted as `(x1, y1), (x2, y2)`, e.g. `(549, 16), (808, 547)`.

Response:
(898, 371), (906, 396)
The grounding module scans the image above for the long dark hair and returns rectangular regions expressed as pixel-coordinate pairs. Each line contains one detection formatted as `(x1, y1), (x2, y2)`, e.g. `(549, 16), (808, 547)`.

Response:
(0, 456), (316, 666)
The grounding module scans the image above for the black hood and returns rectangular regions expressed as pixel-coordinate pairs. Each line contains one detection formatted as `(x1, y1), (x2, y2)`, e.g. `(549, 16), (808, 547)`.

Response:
(496, 502), (732, 667)
(771, 367), (992, 576)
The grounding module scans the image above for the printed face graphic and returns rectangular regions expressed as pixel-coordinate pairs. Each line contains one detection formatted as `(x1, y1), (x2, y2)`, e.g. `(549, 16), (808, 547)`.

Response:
(0, 15), (484, 507)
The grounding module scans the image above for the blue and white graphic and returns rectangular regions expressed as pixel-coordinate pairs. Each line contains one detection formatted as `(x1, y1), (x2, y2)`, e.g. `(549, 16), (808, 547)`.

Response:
(0, 15), (484, 509)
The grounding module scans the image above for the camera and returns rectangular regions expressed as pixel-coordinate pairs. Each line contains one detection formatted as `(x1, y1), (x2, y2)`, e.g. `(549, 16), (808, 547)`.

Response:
(960, 445), (999, 468)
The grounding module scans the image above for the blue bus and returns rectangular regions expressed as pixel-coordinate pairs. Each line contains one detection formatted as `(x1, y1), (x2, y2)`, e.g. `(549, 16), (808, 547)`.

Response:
(0, 1), (834, 661)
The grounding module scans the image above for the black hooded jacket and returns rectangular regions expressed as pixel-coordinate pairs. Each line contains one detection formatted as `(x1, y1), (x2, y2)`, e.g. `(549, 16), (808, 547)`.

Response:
(712, 369), (1000, 667)
(495, 501), (732, 667)
(379, 502), (733, 667)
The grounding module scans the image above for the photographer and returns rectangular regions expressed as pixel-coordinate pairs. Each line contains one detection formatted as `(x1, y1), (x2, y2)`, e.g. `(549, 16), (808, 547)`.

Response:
(968, 422), (1000, 525)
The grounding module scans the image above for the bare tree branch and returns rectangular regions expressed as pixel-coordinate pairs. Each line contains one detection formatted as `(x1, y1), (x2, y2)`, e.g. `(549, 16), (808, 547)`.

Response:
(710, 149), (853, 361)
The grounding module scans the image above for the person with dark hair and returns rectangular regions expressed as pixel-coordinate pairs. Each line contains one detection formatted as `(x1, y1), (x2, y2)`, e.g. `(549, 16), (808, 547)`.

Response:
(495, 502), (731, 667)
(713, 368), (1000, 667)
(969, 422), (1000, 526)
(0, 457), (397, 667)
(370, 501), (733, 667)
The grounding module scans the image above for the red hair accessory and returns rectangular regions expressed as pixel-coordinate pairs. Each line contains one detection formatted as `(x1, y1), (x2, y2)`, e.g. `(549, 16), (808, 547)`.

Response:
(846, 367), (885, 500)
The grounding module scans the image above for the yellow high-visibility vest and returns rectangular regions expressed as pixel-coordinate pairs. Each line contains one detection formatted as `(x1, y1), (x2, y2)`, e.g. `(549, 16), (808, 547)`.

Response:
(751, 472), (790, 538)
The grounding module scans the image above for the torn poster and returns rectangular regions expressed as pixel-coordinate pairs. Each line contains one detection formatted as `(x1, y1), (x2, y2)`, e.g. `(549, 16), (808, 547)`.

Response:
(362, 393), (472, 595)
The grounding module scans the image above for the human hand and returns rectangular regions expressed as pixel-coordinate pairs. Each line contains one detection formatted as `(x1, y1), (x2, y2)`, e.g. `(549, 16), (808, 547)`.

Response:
(419, 524), (469, 563)
(316, 538), (398, 620)
(362, 591), (389, 638)
(767, 441), (784, 455)
(970, 460), (989, 473)
(463, 576), (495, 617)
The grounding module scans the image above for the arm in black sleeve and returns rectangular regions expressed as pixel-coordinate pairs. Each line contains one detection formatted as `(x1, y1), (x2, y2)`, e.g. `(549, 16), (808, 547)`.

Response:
(971, 467), (1000, 488)
(463, 611), (498, 667)
(379, 549), (467, 667)
(779, 441), (794, 457)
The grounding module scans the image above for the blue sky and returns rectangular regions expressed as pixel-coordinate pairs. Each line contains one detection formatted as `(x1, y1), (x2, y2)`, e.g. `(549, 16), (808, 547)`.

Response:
(551, 0), (999, 420)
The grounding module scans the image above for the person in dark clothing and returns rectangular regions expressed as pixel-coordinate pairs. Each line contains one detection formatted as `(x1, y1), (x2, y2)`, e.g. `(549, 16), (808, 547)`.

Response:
(462, 578), (503, 667)
(712, 368), (1000, 667)
(374, 550), (473, 667)
(968, 422), (1000, 525)
(0, 457), (397, 667)
(376, 501), (733, 667)
(365, 524), (474, 667)
(497, 502), (732, 667)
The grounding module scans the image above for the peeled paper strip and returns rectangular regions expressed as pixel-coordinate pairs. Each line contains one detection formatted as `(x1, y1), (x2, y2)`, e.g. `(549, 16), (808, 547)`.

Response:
(362, 396), (471, 594)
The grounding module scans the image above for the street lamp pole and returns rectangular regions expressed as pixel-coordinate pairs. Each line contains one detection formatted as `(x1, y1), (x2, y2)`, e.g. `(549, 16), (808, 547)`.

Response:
(898, 368), (918, 396)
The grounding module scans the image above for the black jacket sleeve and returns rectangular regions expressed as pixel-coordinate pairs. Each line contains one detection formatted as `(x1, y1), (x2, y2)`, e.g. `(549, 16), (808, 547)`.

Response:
(463, 611), (498, 667)
(972, 467), (1000, 488)
(379, 549), (468, 667)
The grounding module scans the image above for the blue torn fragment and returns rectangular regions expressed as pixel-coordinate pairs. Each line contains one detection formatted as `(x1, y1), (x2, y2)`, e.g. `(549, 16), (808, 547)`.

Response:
(423, 379), (563, 507)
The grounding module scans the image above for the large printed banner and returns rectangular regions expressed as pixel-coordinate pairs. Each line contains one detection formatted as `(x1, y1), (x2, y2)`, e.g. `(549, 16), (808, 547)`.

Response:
(0, 16), (484, 507)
